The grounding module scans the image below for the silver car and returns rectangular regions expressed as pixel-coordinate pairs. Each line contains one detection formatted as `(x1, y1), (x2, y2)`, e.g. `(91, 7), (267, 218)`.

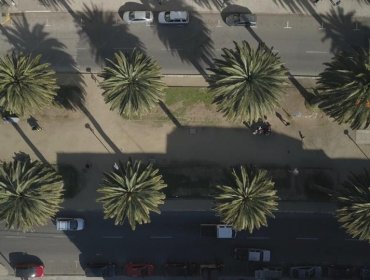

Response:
(123, 11), (153, 24)
(56, 218), (85, 231)
(158, 11), (189, 24)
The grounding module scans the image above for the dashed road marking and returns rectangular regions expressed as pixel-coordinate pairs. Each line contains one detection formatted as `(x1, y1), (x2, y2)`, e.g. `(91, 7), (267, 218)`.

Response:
(305, 50), (329, 54)
(284, 21), (292, 29)
(4, 236), (25, 238)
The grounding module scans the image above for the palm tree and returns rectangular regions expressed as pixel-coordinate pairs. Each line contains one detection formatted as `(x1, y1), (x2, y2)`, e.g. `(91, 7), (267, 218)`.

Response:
(97, 159), (167, 230)
(213, 165), (278, 233)
(0, 158), (64, 232)
(99, 50), (165, 118)
(336, 170), (370, 241)
(0, 53), (59, 116)
(314, 48), (370, 129)
(208, 41), (288, 123)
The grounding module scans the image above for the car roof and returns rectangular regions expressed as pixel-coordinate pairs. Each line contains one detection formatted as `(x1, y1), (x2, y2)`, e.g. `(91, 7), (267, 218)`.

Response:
(133, 11), (147, 19)
(168, 11), (188, 19)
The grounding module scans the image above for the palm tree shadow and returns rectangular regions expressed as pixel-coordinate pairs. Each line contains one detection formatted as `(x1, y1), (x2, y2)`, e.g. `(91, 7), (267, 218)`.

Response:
(10, 123), (48, 164)
(271, 0), (323, 22)
(145, 0), (214, 78)
(245, 26), (312, 100)
(0, 13), (85, 92)
(53, 85), (122, 154)
(320, 7), (370, 54)
(37, 0), (72, 11)
(158, 101), (182, 127)
(73, 4), (144, 67)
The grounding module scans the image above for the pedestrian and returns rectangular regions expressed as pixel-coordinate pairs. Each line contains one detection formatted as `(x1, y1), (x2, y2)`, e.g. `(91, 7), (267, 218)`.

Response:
(275, 112), (290, 126)
(299, 130), (305, 140)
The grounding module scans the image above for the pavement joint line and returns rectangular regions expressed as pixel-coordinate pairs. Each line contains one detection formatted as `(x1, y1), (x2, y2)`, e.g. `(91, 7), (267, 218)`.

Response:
(295, 237), (319, 240)
(4, 236), (25, 238)
(305, 50), (329, 54)
(102, 236), (124, 239)
(24, 10), (52, 13)
(150, 236), (173, 239)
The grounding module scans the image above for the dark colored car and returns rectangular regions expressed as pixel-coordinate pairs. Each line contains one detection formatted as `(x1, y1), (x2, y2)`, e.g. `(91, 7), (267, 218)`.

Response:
(15, 264), (44, 278)
(164, 262), (199, 276)
(84, 263), (116, 277)
(327, 265), (353, 279)
(125, 263), (154, 277)
(225, 13), (256, 26)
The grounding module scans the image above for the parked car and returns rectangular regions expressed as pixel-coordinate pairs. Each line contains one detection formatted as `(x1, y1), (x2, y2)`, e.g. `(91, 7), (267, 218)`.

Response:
(361, 267), (370, 280)
(158, 11), (189, 24)
(123, 11), (153, 24)
(164, 262), (199, 276)
(290, 266), (322, 279)
(225, 13), (256, 26)
(125, 263), (154, 277)
(164, 263), (188, 276)
(84, 263), (116, 277)
(327, 265), (353, 278)
(234, 248), (271, 262)
(15, 264), (44, 278)
(56, 218), (84, 231)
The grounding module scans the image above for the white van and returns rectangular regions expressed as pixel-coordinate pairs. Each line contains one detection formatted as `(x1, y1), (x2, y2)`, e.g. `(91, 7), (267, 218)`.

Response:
(158, 11), (189, 24)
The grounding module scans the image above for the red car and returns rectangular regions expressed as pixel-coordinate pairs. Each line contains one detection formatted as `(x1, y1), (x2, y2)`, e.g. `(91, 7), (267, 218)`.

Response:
(125, 263), (154, 277)
(15, 264), (44, 278)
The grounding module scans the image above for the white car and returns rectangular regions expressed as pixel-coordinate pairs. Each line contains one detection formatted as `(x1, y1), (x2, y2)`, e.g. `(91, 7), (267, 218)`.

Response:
(123, 11), (153, 24)
(158, 11), (189, 24)
(56, 218), (84, 231)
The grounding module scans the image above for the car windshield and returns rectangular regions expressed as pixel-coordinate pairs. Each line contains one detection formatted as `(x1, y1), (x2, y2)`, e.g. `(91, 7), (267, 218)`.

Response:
(129, 12), (135, 20)
(70, 220), (78, 230)
(164, 11), (171, 22)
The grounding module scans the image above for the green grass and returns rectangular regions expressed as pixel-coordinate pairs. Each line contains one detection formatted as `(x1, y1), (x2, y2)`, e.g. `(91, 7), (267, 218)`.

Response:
(164, 87), (213, 107)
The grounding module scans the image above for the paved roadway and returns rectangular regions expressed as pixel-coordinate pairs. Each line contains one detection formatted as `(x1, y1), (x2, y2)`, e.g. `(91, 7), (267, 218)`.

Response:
(0, 11), (369, 75)
(1, 212), (369, 275)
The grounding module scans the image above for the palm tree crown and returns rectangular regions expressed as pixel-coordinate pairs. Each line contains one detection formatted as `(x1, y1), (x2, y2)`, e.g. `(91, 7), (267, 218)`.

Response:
(99, 50), (165, 118)
(336, 170), (370, 241)
(209, 41), (287, 123)
(315, 48), (370, 129)
(97, 159), (167, 230)
(214, 165), (278, 233)
(0, 53), (59, 116)
(0, 158), (64, 232)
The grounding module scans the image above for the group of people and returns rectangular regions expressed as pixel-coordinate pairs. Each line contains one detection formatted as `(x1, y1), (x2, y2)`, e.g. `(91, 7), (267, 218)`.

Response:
(252, 121), (272, 136)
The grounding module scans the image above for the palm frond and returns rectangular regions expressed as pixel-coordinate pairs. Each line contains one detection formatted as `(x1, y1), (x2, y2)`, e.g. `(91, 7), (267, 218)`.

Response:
(0, 158), (64, 232)
(214, 165), (278, 233)
(208, 41), (288, 123)
(336, 170), (370, 241)
(99, 50), (165, 118)
(97, 159), (167, 230)
(0, 53), (59, 116)
(315, 48), (370, 129)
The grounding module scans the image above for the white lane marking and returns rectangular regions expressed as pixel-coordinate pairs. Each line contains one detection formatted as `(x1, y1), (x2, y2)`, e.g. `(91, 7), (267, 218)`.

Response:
(246, 236), (270, 240)
(160, 48), (184, 51)
(284, 21), (292, 29)
(216, 20), (223, 27)
(102, 236), (124, 239)
(52, 235), (68, 238)
(353, 22), (360, 31)
(319, 22), (325, 30)
(113, 48), (135, 50)
(4, 236), (25, 238)
(150, 236), (173, 239)
(305, 50), (329, 54)
(296, 237), (319, 240)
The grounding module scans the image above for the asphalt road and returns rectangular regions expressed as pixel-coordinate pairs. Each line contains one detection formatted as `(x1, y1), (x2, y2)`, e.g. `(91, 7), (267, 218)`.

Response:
(0, 11), (369, 75)
(1, 212), (369, 275)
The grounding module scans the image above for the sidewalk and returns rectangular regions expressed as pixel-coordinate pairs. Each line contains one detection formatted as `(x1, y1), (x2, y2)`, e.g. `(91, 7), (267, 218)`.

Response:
(4, 0), (370, 17)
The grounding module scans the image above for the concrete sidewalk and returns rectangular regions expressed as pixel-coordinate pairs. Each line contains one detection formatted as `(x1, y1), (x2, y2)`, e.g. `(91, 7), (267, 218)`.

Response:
(4, 0), (370, 17)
